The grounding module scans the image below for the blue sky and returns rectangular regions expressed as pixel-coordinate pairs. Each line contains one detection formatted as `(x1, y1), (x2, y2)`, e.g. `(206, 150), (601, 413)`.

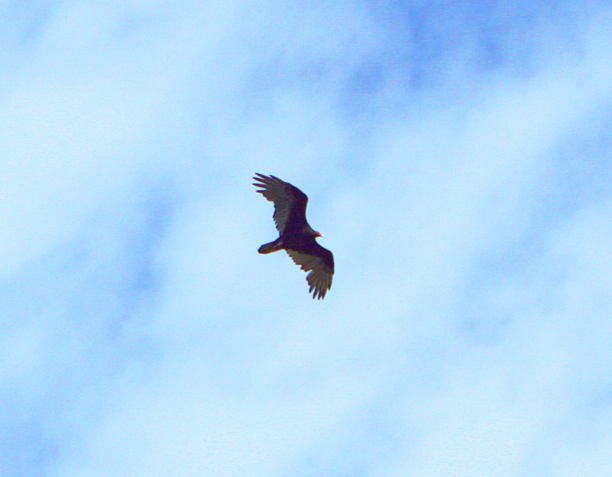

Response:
(2, 1), (612, 475)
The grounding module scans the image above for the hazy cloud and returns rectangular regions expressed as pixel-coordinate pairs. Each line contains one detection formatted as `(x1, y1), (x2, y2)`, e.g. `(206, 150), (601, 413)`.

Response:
(2, 1), (612, 476)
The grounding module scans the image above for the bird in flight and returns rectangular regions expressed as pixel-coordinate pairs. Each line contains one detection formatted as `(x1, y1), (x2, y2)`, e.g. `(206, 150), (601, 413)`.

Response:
(253, 173), (334, 299)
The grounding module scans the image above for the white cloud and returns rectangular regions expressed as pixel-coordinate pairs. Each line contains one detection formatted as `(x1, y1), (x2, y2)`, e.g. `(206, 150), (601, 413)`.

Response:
(2, 1), (612, 476)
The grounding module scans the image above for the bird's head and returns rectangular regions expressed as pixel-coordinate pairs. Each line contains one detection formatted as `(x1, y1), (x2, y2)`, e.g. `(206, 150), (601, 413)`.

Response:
(304, 226), (322, 239)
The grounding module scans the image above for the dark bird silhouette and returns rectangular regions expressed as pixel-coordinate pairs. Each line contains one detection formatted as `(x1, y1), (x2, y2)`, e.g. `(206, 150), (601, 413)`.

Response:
(253, 173), (334, 299)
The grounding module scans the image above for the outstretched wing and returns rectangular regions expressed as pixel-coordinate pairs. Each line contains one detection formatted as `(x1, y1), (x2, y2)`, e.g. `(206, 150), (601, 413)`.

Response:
(253, 173), (308, 233)
(286, 245), (334, 300)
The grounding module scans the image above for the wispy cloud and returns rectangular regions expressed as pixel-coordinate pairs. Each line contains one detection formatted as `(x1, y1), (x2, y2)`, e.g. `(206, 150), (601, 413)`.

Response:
(1, 1), (612, 476)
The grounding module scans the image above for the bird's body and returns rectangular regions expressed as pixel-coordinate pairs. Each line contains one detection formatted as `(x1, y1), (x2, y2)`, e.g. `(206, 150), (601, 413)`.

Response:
(253, 173), (334, 299)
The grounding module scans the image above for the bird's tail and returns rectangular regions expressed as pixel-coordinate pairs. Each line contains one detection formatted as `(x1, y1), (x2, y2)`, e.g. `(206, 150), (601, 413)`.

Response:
(258, 238), (283, 254)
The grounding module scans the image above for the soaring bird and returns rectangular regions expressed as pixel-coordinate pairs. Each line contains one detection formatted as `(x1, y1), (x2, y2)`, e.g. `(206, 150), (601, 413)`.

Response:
(253, 173), (334, 299)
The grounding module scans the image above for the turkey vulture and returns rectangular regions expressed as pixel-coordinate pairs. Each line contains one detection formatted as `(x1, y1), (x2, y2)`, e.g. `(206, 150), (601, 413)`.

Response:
(253, 173), (334, 299)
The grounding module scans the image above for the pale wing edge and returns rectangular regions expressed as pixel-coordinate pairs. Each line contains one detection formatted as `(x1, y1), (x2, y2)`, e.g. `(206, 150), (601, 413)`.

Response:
(286, 249), (333, 299)
(253, 174), (292, 232)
